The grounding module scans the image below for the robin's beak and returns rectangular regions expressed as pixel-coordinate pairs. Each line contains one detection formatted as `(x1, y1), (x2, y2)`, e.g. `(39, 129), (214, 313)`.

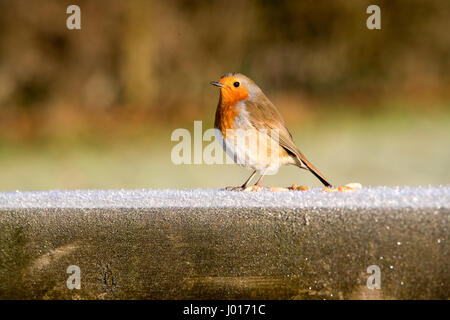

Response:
(210, 81), (226, 88)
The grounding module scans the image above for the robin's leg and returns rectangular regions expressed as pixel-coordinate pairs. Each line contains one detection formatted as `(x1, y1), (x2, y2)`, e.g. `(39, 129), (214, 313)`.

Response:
(238, 169), (268, 191)
(254, 168), (268, 187)
(226, 170), (257, 191)
(241, 170), (257, 188)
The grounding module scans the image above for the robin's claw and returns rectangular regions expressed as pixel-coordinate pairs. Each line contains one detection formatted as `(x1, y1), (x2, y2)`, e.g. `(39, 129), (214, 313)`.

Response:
(225, 186), (244, 191)
(225, 185), (262, 191)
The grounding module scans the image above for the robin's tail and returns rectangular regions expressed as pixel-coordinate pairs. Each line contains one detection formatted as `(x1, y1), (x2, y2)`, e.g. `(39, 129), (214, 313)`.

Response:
(305, 163), (333, 187)
(294, 151), (333, 187)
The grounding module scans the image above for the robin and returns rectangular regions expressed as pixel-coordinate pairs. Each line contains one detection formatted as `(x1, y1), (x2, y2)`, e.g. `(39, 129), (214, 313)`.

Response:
(210, 72), (332, 190)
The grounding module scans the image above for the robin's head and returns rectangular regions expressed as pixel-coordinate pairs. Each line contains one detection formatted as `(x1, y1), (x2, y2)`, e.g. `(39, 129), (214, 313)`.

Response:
(210, 72), (260, 105)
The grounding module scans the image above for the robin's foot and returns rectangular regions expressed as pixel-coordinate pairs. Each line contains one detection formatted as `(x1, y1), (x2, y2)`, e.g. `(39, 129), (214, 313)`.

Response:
(225, 186), (245, 191)
(224, 185), (263, 191)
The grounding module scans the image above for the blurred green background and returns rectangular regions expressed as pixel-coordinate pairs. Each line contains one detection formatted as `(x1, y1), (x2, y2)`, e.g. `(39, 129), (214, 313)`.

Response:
(0, 0), (449, 191)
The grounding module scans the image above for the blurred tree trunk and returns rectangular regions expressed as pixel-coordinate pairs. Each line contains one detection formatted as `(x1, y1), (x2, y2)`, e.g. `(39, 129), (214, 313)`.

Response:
(120, 0), (157, 108)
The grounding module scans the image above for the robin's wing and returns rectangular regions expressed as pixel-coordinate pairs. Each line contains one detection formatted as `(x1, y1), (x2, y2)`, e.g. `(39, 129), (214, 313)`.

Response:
(244, 97), (333, 187)
(243, 98), (303, 164)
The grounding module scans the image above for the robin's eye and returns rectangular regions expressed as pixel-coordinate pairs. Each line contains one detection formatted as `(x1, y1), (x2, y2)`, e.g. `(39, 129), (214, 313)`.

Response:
(233, 82), (240, 88)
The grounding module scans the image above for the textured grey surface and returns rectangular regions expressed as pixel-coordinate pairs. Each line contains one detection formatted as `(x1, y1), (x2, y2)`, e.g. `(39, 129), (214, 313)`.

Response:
(1, 186), (449, 209)
(0, 187), (449, 300)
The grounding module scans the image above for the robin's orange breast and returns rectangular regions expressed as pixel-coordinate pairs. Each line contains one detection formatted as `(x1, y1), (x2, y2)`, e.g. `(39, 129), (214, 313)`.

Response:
(214, 100), (243, 137)
(214, 85), (249, 136)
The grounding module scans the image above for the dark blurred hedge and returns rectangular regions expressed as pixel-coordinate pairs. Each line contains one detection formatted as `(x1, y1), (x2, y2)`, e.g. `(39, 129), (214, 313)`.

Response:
(0, 0), (448, 125)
